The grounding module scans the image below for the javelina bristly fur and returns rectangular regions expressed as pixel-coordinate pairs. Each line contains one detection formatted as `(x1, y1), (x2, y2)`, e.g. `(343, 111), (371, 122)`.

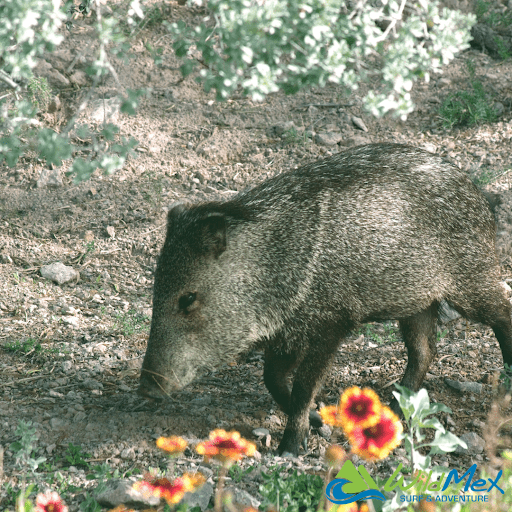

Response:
(138, 143), (512, 456)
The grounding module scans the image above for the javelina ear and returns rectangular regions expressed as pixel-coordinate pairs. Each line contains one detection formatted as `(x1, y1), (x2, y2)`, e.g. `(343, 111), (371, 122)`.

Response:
(199, 212), (227, 258)
(167, 201), (188, 219)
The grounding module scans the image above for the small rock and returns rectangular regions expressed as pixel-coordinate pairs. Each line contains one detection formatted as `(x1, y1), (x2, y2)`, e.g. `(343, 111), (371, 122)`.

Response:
(41, 262), (79, 285)
(62, 316), (79, 328)
(180, 482), (214, 512)
(225, 487), (261, 509)
(82, 378), (103, 390)
(120, 447), (135, 460)
(61, 361), (74, 373)
(81, 230), (95, 242)
(50, 417), (67, 429)
(48, 96), (61, 113)
(94, 479), (160, 508)
(252, 428), (270, 438)
(37, 169), (63, 188)
(351, 115), (368, 132)
(106, 226), (116, 238)
(494, 102), (505, 117)
(454, 432), (485, 455)
(444, 378), (483, 394)
(90, 97), (122, 123)
(315, 132), (343, 146)
(69, 70), (89, 87)
(273, 121), (297, 137)
(74, 411), (87, 422)
(34, 59), (70, 87)
(317, 424), (332, 441)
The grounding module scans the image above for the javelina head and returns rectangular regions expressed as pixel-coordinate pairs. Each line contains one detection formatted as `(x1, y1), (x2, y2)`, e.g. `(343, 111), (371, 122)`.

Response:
(138, 201), (260, 399)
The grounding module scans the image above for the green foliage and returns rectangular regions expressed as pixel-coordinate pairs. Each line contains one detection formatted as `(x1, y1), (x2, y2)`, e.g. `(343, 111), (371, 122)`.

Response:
(473, 167), (512, 186)
(27, 77), (52, 112)
(4, 338), (42, 355)
(393, 385), (466, 470)
(1, 0), (143, 181)
(475, 0), (512, 29)
(436, 328), (448, 341)
(439, 62), (497, 128)
(61, 443), (91, 469)
(10, 420), (47, 474)
(166, 0), (475, 119)
(115, 309), (151, 337)
(260, 467), (324, 512)
(228, 464), (255, 483)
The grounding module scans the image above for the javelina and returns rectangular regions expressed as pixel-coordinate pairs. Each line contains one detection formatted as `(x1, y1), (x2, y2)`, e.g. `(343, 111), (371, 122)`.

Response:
(138, 143), (512, 456)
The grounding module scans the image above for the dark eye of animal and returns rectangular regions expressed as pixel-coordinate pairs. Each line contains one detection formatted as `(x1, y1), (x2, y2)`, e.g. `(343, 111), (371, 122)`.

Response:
(178, 293), (197, 312)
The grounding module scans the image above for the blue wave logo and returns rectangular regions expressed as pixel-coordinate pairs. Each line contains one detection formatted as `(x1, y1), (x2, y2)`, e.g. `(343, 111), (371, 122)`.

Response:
(326, 479), (386, 505)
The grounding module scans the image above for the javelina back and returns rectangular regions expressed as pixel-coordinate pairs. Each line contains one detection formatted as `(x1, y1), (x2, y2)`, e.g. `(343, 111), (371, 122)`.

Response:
(138, 143), (512, 456)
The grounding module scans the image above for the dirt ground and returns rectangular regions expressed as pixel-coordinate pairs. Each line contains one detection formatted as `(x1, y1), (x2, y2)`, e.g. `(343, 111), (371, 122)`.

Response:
(3, 1), (512, 510)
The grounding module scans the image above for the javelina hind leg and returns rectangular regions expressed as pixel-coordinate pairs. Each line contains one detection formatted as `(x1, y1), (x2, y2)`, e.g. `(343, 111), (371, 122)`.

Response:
(390, 302), (439, 416)
(449, 286), (512, 374)
(277, 335), (342, 456)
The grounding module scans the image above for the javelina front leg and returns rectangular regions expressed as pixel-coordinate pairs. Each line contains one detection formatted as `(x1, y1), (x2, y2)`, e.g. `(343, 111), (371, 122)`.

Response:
(263, 347), (301, 413)
(390, 302), (438, 415)
(264, 347), (323, 431)
(276, 336), (342, 456)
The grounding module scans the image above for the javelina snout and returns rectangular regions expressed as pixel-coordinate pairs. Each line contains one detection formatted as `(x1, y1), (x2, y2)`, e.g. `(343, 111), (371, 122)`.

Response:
(139, 143), (512, 457)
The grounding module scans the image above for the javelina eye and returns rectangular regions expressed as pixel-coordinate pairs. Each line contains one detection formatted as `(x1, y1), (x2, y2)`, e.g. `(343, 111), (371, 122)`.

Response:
(178, 292), (197, 313)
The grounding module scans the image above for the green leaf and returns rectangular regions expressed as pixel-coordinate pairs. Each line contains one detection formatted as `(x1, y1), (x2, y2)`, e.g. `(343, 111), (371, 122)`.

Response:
(37, 128), (72, 167)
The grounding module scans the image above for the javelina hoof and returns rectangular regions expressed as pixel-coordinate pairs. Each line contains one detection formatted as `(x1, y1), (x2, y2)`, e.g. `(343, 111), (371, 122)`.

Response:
(309, 409), (323, 428)
(137, 381), (167, 400)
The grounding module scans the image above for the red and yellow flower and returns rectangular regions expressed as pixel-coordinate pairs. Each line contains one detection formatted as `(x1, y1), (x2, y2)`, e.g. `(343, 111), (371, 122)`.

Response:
(133, 472), (205, 505)
(156, 435), (188, 455)
(338, 387), (382, 433)
(196, 429), (256, 463)
(319, 405), (344, 427)
(325, 444), (347, 466)
(329, 503), (358, 512)
(35, 491), (68, 512)
(346, 406), (403, 461)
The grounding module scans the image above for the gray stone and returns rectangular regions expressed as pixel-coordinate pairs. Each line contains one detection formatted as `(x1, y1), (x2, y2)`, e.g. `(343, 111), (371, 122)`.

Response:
(69, 70), (88, 87)
(315, 132), (343, 146)
(252, 427), (270, 437)
(61, 361), (73, 373)
(94, 479), (160, 508)
(41, 262), (79, 285)
(454, 432), (485, 455)
(90, 97), (122, 123)
(34, 59), (70, 88)
(351, 115), (368, 132)
(82, 378), (103, 390)
(225, 487), (261, 509)
(180, 482), (214, 511)
(37, 169), (63, 188)
(444, 378), (483, 394)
